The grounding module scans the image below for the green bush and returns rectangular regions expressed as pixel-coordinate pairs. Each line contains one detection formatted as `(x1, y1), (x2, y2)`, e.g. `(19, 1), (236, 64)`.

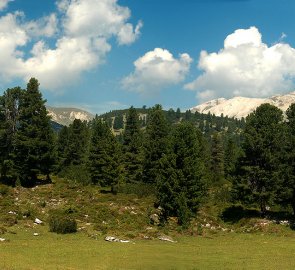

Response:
(48, 210), (77, 234)
(58, 165), (91, 186)
(0, 184), (10, 196)
(118, 182), (156, 198)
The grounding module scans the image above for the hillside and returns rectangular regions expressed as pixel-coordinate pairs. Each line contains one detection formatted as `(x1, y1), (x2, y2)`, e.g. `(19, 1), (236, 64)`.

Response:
(191, 92), (295, 119)
(47, 106), (94, 126)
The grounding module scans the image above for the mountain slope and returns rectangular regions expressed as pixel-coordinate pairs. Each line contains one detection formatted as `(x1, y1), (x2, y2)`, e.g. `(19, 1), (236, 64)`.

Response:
(47, 106), (94, 126)
(191, 92), (295, 119)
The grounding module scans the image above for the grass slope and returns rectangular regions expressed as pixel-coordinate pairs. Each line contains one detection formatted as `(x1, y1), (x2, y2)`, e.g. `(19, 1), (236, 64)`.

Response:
(1, 178), (295, 269)
(1, 229), (295, 270)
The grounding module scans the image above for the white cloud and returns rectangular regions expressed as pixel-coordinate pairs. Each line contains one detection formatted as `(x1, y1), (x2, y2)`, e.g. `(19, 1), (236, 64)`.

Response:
(0, 0), (13, 11)
(0, 0), (142, 90)
(25, 13), (58, 38)
(185, 27), (295, 102)
(122, 48), (192, 94)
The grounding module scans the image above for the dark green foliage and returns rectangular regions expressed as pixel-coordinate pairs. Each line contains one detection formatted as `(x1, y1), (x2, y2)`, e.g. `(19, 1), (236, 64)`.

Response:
(13, 78), (56, 186)
(143, 105), (170, 183)
(56, 119), (90, 184)
(113, 115), (124, 130)
(224, 137), (242, 179)
(0, 87), (24, 183)
(211, 132), (225, 184)
(277, 103), (295, 215)
(123, 107), (143, 182)
(157, 122), (208, 226)
(88, 117), (123, 192)
(232, 104), (285, 213)
(48, 210), (77, 234)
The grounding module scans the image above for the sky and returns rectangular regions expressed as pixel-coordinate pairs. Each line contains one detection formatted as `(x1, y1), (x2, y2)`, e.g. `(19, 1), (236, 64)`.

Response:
(0, 0), (295, 113)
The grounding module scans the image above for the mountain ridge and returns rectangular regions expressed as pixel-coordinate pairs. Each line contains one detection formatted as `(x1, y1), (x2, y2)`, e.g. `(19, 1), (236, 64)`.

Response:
(190, 92), (295, 119)
(47, 106), (94, 126)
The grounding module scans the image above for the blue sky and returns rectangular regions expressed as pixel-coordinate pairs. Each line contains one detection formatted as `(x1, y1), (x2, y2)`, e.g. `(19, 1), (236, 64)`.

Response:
(0, 0), (295, 113)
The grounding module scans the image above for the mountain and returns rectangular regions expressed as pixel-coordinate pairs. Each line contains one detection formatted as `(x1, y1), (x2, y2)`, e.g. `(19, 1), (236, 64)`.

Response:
(47, 106), (94, 126)
(190, 92), (295, 119)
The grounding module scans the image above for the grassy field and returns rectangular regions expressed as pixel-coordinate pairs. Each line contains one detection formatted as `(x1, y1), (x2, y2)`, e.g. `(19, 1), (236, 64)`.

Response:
(1, 227), (295, 270)
(1, 179), (295, 269)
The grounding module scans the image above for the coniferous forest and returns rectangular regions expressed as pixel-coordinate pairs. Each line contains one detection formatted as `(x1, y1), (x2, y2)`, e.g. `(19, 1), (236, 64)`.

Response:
(1, 78), (295, 228)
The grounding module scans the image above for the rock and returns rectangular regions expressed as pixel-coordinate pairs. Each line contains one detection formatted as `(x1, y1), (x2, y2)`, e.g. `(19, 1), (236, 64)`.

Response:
(0, 238), (6, 242)
(33, 233), (39, 236)
(105, 236), (130, 243)
(158, 235), (177, 243)
(105, 236), (118, 242)
(8, 211), (17, 215)
(149, 213), (160, 225)
(279, 220), (289, 226)
(34, 218), (43, 224)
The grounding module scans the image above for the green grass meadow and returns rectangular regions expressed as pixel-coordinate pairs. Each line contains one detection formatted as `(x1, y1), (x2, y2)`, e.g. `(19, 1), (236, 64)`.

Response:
(1, 227), (295, 270)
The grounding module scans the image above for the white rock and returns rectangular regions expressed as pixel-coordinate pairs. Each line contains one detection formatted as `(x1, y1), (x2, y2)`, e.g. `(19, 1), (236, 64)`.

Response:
(8, 211), (17, 215)
(33, 233), (39, 236)
(0, 238), (6, 242)
(34, 218), (43, 224)
(158, 235), (177, 243)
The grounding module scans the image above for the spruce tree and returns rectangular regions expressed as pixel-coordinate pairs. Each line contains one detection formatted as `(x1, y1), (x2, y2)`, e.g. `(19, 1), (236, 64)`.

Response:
(157, 122), (208, 225)
(211, 132), (225, 184)
(232, 104), (284, 214)
(13, 78), (55, 186)
(123, 106), (143, 182)
(142, 104), (170, 183)
(0, 87), (23, 183)
(278, 104), (295, 215)
(88, 117), (123, 193)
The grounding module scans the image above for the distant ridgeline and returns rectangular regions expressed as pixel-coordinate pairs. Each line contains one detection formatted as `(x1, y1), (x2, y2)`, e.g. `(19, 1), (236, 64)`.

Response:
(98, 107), (245, 143)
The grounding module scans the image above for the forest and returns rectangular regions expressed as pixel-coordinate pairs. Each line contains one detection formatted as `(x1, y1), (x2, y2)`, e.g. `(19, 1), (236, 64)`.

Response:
(1, 78), (295, 227)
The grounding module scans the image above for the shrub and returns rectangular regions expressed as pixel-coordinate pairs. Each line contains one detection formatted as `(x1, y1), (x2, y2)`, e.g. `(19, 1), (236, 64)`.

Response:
(0, 184), (10, 196)
(48, 210), (77, 234)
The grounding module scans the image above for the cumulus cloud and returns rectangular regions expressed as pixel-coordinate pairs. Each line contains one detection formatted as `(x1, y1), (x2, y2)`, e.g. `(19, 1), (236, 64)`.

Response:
(185, 26), (295, 101)
(122, 48), (192, 94)
(0, 0), (142, 90)
(0, 0), (12, 11)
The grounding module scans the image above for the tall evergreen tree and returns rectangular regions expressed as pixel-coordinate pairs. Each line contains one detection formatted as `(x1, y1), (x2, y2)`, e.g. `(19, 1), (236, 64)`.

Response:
(13, 78), (55, 186)
(211, 132), (225, 184)
(142, 104), (170, 183)
(88, 117), (123, 192)
(113, 115), (124, 130)
(157, 122), (208, 225)
(0, 87), (23, 182)
(123, 106), (143, 182)
(232, 104), (285, 213)
(277, 104), (295, 215)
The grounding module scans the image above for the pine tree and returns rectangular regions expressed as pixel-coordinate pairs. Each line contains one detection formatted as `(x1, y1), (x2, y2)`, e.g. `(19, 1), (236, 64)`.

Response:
(66, 119), (89, 166)
(142, 104), (170, 183)
(277, 104), (295, 215)
(13, 78), (55, 186)
(232, 104), (285, 214)
(123, 106), (143, 182)
(211, 132), (225, 184)
(113, 115), (124, 130)
(88, 117), (123, 193)
(224, 137), (241, 180)
(0, 87), (23, 183)
(157, 122), (208, 226)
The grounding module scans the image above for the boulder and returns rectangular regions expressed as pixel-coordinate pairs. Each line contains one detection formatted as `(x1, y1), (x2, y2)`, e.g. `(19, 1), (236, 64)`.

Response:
(149, 213), (160, 225)
(34, 218), (43, 224)
(158, 235), (177, 243)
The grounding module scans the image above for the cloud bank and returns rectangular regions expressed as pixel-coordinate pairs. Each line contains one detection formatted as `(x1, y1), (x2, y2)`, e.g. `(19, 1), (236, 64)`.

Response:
(185, 27), (295, 101)
(0, 0), (12, 11)
(122, 48), (192, 94)
(0, 0), (142, 91)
